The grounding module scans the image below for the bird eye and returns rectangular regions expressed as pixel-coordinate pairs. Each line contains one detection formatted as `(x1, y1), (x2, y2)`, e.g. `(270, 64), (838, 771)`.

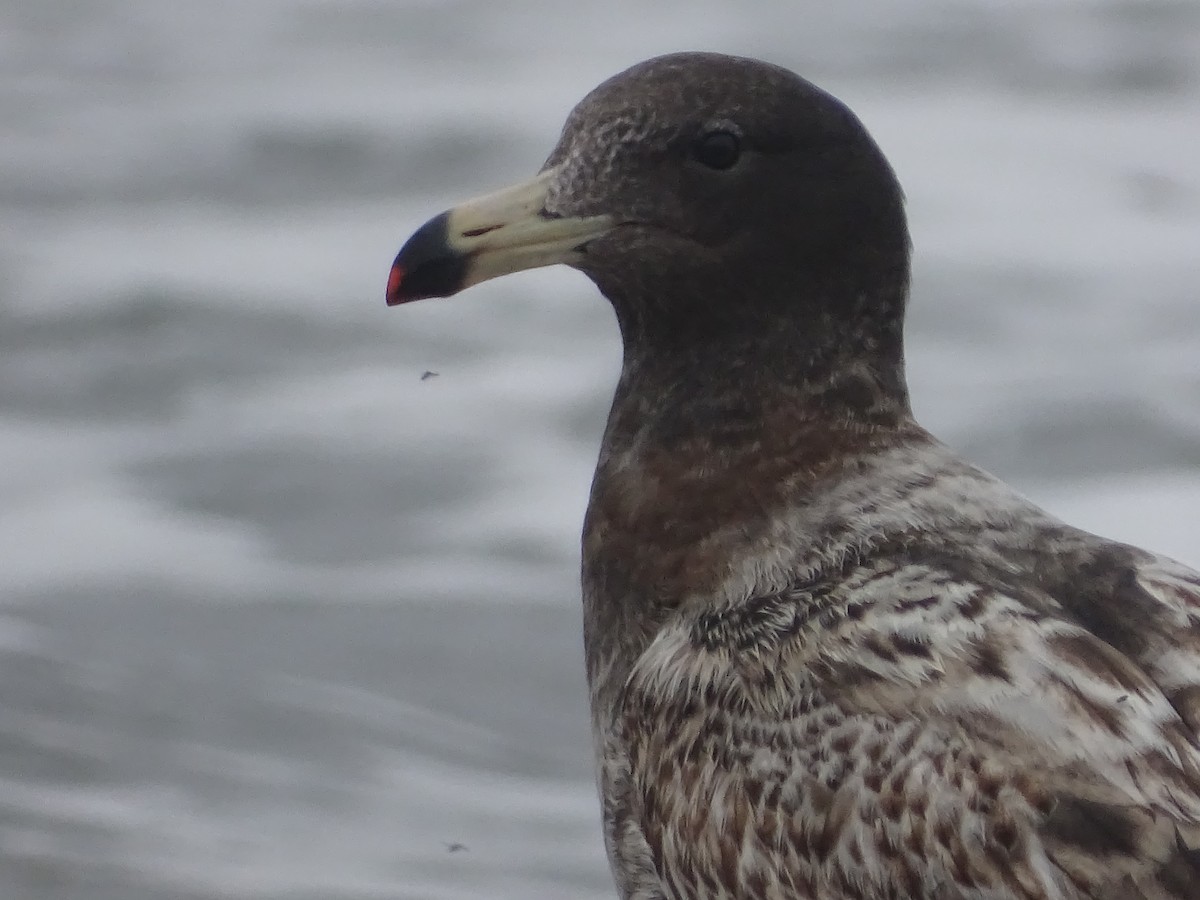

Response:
(692, 130), (741, 170)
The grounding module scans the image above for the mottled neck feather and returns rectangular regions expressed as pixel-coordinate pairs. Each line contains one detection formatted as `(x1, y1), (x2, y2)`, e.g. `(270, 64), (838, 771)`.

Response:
(581, 278), (923, 695)
(607, 269), (914, 442)
(598, 246), (914, 433)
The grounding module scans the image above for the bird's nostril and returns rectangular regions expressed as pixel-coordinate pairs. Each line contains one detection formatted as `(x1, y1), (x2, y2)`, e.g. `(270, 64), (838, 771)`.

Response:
(462, 224), (503, 238)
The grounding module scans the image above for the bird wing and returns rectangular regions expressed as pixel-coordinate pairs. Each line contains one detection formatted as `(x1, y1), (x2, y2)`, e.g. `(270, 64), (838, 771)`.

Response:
(615, 542), (1200, 900)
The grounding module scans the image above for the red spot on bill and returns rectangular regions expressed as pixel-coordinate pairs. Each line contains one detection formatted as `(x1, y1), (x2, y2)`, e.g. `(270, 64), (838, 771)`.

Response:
(386, 262), (405, 305)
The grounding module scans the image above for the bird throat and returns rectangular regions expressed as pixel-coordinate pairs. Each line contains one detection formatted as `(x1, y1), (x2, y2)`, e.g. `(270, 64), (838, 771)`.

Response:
(579, 318), (921, 701)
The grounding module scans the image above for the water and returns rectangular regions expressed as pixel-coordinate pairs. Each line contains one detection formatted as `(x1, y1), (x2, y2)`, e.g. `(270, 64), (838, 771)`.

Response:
(1, 1), (1199, 897)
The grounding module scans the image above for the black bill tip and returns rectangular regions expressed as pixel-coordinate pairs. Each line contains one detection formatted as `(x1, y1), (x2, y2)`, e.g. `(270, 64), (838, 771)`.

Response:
(386, 211), (469, 306)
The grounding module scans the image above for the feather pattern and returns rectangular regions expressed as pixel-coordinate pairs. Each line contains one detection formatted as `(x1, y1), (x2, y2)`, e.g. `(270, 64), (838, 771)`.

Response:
(586, 433), (1200, 900)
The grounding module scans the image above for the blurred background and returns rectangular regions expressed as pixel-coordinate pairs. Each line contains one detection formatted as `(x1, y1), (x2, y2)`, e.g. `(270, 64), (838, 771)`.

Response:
(1, 1), (1198, 897)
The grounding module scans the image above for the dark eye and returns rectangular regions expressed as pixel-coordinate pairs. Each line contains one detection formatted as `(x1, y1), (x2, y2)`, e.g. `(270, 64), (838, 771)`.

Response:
(692, 130), (741, 170)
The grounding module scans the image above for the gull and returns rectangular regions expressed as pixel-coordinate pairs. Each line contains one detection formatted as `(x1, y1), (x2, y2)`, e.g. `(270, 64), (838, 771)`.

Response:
(385, 52), (1200, 900)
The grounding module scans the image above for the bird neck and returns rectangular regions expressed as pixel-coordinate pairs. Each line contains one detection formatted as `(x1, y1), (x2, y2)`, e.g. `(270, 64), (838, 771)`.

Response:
(611, 301), (913, 443)
(580, 299), (922, 708)
(588, 342), (918, 574)
(600, 253), (914, 429)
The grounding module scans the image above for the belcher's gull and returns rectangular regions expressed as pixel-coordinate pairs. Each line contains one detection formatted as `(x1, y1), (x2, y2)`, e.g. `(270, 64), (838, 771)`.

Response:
(386, 52), (1200, 900)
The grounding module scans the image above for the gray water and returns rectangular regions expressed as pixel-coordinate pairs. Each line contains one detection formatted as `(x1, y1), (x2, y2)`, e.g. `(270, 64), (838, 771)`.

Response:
(2, 2), (1199, 898)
